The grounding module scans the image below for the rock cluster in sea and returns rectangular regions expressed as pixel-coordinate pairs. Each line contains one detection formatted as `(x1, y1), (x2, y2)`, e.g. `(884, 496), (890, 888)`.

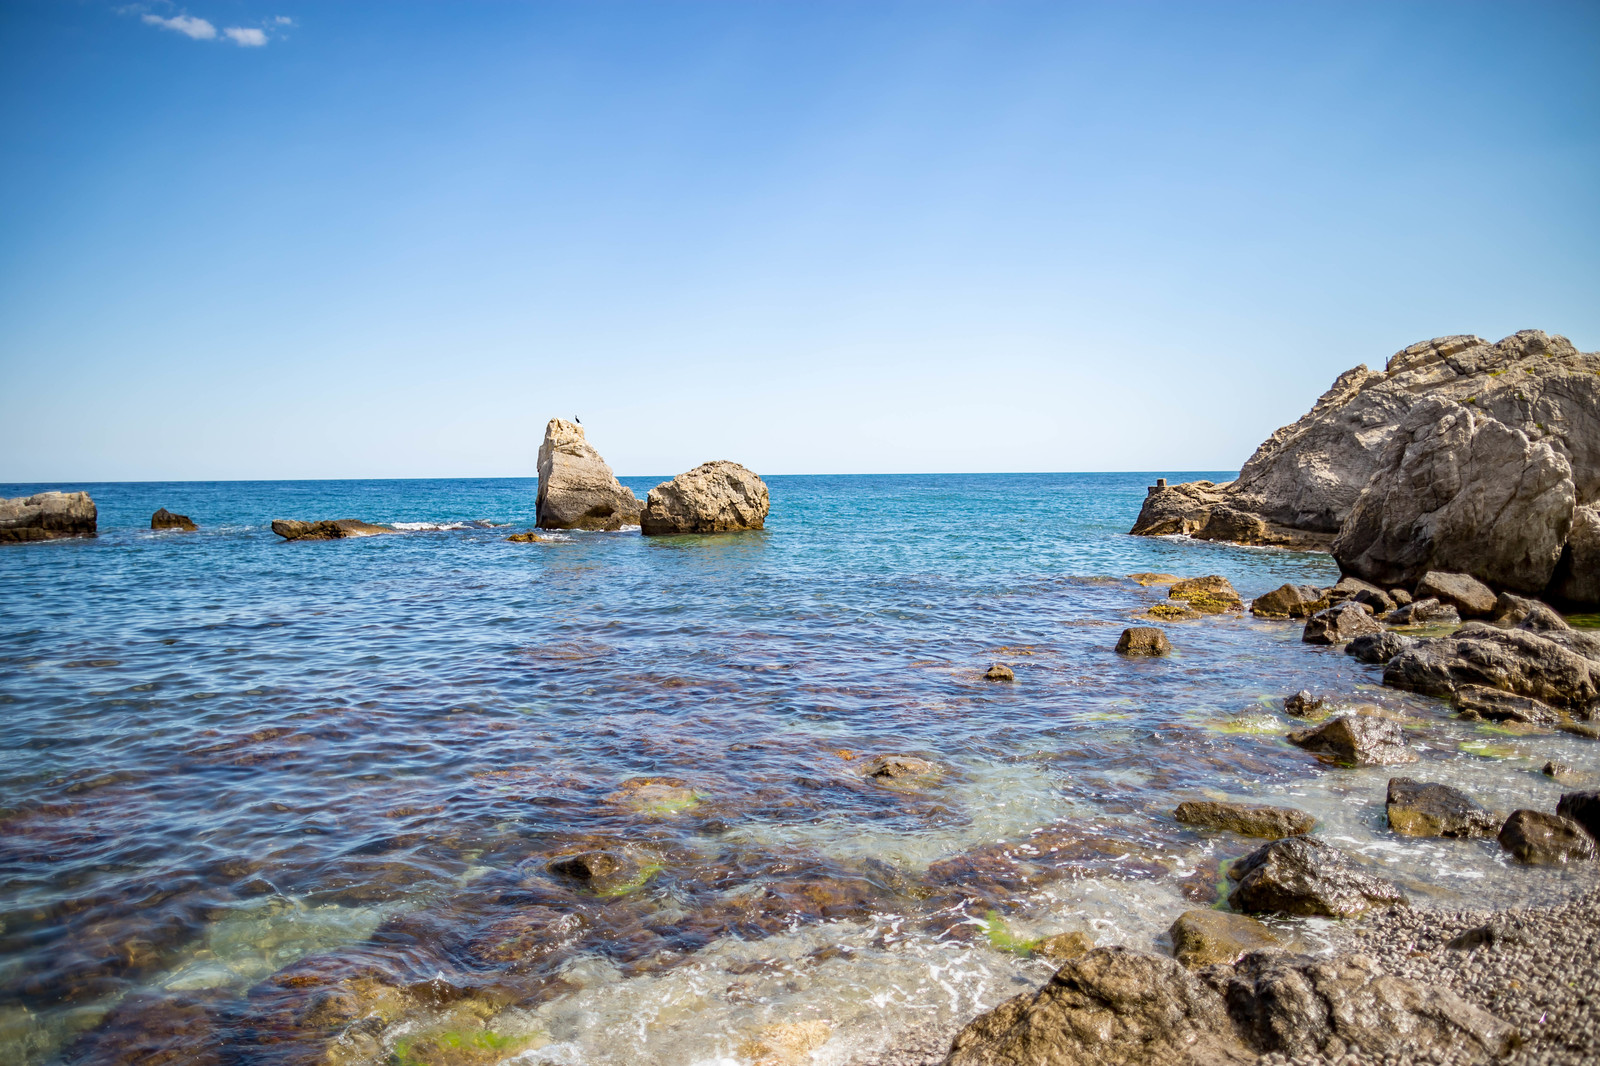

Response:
(1130, 330), (1600, 608)
(0, 490), (96, 542)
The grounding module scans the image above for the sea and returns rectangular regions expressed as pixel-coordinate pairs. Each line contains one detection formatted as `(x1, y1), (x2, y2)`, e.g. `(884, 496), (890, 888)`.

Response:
(1, 474), (1595, 1065)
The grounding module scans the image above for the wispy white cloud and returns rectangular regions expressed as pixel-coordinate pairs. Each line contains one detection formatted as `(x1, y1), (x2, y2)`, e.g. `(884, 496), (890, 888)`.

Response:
(223, 26), (268, 47)
(273, 16), (294, 26)
(142, 13), (217, 40)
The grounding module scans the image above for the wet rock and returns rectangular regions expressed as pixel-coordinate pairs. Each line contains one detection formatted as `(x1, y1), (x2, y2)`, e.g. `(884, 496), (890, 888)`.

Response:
(606, 777), (701, 815)
(535, 418), (642, 531)
(1128, 572), (1180, 586)
(1228, 836), (1406, 918)
(1222, 950), (1518, 1062)
(1450, 684), (1558, 724)
(1416, 571), (1498, 618)
(1541, 761), (1582, 785)
(59, 989), (224, 1066)
(389, 1026), (547, 1066)
(1302, 602), (1382, 645)
(1168, 909), (1279, 968)
(863, 755), (940, 790)
(1385, 777), (1499, 838)
(1144, 602), (1201, 621)
(1283, 690), (1325, 717)
(505, 531), (546, 543)
(1251, 584), (1328, 619)
(1557, 721), (1600, 740)
(546, 850), (655, 895)
(984, 663), (1016, 681)
(0, 490), (96, 542)
(1555, 790), (1600, 841)
(1383, 623), (1598, 710)
(1173, 800), (1314, 839)
(1345, 631), (1415, 665)
(1288, 714), (1417, 766)
(640, 460), (769, 535)
(1497, 809), (1595, 864)
(1035, 930), (1095, 963)
(738, 1021), (831, 1066)
(1333, 397), (1575, 592)
(1383, 597), (1460, 627)
(270, 519), (393, 540)
(1115, 627), (1170, 656)
(943, 945), (1254, 1066)
(1551, 503), (1600, 606)
(150, 508), (197, 531)
(1168, 575), (1243, 614)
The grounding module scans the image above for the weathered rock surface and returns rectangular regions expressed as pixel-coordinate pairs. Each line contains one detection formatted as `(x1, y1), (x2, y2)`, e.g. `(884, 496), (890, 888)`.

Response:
(863, 756), (940, 790)
(1386, 778), (1499, 838)
(1115, 627), (1170, 656)
(1552, 505), (1600, 606)
(0, 491), (97, 542)
(1384, 597), (1461, 627)
(1283, 690), (1324, 717)
(270, 519), (394, 540)
(1345, 631), (1415, 665)
(1451, 684), (1559, 724)
(1325, 575), (1389, 604)
(150, 508), (197, 532)
(1168, 910), (1279, 968)
(943, 946), (1255, 1066)
(1301, 602), (1383, 645)
(1497, 810), (1596, 865)
(640, 460), (769, 536)
(1250, 584), (1328, 619)
(1555, 791), (1600, 842)
(1332, 397), (1575, 592)
(1416, 571), (1498, 618)
(1167, 575), (1243, 614)
(1034, 930), (1095, 964)
(1228, 836), (1406, 918)
(534, 418), (641, 531)
(1221, 950), (1518, 1062)
(984, 663), (1016, 681)
(1383, 623), (1598, 711)
(1173, 801), (1313, 839)
(1288, 714), (1417, 766)
(546, 849), (654, 895)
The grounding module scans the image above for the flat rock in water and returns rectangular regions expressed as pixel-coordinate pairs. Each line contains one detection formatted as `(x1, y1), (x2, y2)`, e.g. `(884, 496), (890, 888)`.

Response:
(1302, 602), (1383, 645)
(1173, 800), (1314, 839)
(1345, 631), (1415, 665)
(1554, 790), (1600, 842)
(1416, 571), (1498, 617)
(640, 460), (769, 535)
(1497, 809), (1596, 864)
(1451, 684), (1558, 723)
(1167, 575), (1243, 614)
(270, 519), (393, 540)
(1168, 909), (1279, 968)
(0, 491), (97, 542)
(1384, 596), (1460, 627)
(1115, 627), (1170, 656)
(1383, 623), (1598, 710)
(943, 946), (1255, 1066)
(1386, 777), (1499, 838)
(1250, 583), (1328, 619)
(1227, 836), (1406, 918)
(150, 508), (197, 531)
(1288, 714), (1416, 766)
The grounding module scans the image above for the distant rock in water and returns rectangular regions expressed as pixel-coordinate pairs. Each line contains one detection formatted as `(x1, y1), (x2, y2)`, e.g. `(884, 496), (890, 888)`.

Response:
(271, 519), (394, 541)
(535, 418), (642, 531)
(1129, 330), (1600, 606)
(0, 491), (96, 543)
(150, 508), (197, 532)
(640, 461), (769, 535)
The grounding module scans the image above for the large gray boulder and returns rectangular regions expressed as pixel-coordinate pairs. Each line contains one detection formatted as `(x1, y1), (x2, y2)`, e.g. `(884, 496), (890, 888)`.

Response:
(0, 491), (96, 542)
(1383, 623), (1598, 711)
(640, 461), (769, 536)
(1331, 398), (1574, 591)
(1386, 778), (1499, 838)
(1287, 714), (1417, 766)
(1228, 836), (1405, 918)
(535, 418), (642, 531)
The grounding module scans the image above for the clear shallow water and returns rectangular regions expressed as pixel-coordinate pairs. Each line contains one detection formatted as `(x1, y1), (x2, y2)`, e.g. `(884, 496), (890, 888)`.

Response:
(0, 473), (1595, 1065)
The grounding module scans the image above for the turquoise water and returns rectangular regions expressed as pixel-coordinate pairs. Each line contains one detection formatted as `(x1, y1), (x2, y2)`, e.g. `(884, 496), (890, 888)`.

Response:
(1, 474), (1593, 1065)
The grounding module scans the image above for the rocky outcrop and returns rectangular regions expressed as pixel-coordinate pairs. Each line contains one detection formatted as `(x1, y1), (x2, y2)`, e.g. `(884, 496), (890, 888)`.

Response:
(1302, 602), (1382, 645)
(1173, 801), (1313, 839)
(1129, 331), (1600, 607)
(1416, 571), (1498, 617)
(1288, 714), (1416, 766)
(639, 461), (769, 536)
(151, 508), (197, 531)
(0, 491), (96, 542)
(270, 519), (393, 541)
(1382, 623), (1598, 711)
(1115, 627), (1170, 656)
(1251, 584), (1328, 619)
(1227, 836), (1406, 918)
(1386, 778), (1499, 838)
(1451, 685), (1559, 724)
(1346, 631), (1415, 665)
(1497, 810), (1595, 865)
(1332, 398), (1575, 592)
(1552, 505), (1600, 606)
(535, 418), (642, 531)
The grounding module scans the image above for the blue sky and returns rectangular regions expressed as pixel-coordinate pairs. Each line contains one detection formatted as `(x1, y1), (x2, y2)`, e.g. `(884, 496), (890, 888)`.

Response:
(2, 1), (1596, 481)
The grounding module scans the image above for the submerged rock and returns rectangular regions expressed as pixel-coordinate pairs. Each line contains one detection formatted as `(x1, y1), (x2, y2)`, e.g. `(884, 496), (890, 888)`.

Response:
(1386, 778), (1499, 838)
(535, 418), (642, 531)
(863, 755), (940, 790)
(1302, 602), (1383, 645)
(1168, 909), (1279, 968)
(1345, 631), (1415, 665)
(1115, 627), (1170, 656)
(1497, 810), (1596, 864)
(1288, 714), (1416, 766)
(1416, 571), (1498, 618)
(1228, 836), (1406, 918)
(0, 491), (96, 542)
(1384, 597), (1460, 627)
(640, 460), (769, 535)
(1451, 685), (1558, 724)
(1250, 583), (1328, 619)
(546, 850), (657, 895)
(151, 508), (197, 532)
(270, 519), (393, 540)
(1383, 623), (1598, 710)
(1034, 930), (1095, 963)
(1173, 800), (1313, 839)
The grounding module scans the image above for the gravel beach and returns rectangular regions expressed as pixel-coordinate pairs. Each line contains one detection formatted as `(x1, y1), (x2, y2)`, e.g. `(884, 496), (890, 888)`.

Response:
(849, 879), (1600, 1066)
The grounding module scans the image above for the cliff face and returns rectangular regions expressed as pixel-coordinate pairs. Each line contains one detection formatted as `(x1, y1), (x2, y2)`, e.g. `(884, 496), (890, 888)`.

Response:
(1131, 330), (1600, 604)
